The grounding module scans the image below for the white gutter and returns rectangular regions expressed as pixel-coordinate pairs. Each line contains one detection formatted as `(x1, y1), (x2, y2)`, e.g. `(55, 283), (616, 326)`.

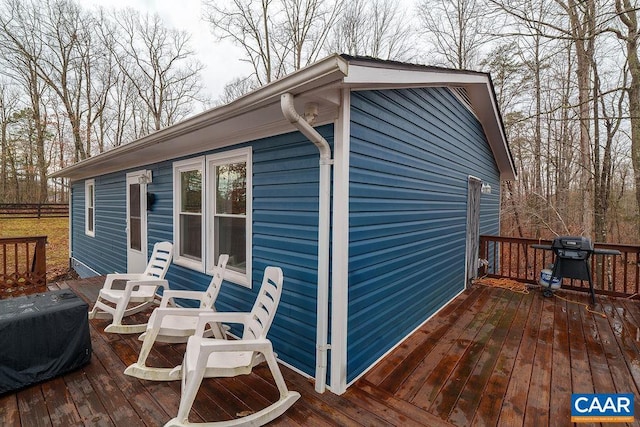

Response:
(52, 55), (348, 181)
(281, 93), (332, 393)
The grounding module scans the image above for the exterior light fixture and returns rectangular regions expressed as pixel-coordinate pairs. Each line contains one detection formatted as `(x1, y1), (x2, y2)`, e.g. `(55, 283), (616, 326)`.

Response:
(138, 170), (153, 185)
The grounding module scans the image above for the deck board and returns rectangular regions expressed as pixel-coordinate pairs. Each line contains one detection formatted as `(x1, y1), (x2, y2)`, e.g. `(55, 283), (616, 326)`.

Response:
(496, 285), (543, 425)
(396, 286), (494, 401)
(410, 287), (506, 409)
(430, 289), (515, 419)
(471, 287), (534, 426)
(0, 393), (20, 427)
(368, 287), (475, 390)
(448, 290), (524, 426)
(523, 296), (554, 427)
(41, 377), (83, 426)
(4, 277), (640, 426)
(549, 297), (571, 423)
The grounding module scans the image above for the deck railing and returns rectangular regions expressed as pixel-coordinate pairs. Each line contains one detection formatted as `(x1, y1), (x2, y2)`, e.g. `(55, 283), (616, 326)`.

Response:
(479, 235), (640, 298)
(0, 236), (47, 298)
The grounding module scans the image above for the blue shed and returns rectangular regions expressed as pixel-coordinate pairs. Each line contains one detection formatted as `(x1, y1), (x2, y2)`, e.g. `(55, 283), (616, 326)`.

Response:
(52, 55), (516, 395)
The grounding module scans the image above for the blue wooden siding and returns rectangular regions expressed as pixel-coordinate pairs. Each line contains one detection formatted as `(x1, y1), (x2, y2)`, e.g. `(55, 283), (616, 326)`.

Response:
(71, 174), (127, 275)
(347, 87), (501, 382)
(70, 129), (331, 378)
(71, 162), (176, 276)
(251, 129), (332, 375)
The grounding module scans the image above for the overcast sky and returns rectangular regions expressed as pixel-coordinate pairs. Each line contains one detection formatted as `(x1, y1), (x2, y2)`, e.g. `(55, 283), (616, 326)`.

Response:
(81, 0), (253, 100)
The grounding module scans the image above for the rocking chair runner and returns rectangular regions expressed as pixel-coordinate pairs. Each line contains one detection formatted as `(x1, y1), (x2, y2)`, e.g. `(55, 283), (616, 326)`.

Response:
(89, 241), (173, 334)
(124, 254), (229, 381)
(165, 266), (300, 427)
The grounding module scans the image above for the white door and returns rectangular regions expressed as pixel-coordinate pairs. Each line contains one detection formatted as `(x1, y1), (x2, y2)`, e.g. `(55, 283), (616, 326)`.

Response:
(126, 172), (148, 273)
(465, 176), (482, 288)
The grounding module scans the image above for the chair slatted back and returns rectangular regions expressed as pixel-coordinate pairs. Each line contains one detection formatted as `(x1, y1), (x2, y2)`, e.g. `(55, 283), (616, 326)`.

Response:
(244, 266), (283, 341)
(142, 241), (174, 279)
(200, 254), (229, 309)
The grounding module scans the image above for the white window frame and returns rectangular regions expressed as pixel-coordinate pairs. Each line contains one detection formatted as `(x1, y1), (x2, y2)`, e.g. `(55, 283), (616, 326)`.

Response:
(206, 147), (252, 287)
(173, 157), (205, 271)
(172, 148), (252, 287)
(85, 179), (95, 237)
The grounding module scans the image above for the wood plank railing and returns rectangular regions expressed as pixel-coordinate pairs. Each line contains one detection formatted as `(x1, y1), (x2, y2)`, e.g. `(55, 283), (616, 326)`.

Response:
(0, 236), (47, 298)
(0, 203), (68, 219)
(479, 235), (640, 298)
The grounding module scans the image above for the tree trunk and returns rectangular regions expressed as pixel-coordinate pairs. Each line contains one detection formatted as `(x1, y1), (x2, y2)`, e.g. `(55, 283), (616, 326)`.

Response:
(565, 0), (594, 236)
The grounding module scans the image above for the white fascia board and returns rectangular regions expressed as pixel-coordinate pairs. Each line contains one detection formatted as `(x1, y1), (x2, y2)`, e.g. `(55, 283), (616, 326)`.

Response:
(344, 64), (489, 87)
(465, 85), (516, 180)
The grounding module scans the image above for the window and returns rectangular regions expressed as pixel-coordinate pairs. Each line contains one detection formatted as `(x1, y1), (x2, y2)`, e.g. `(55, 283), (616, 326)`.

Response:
(173, 158), (205, 271)
(208, 148), (251, 285)
(173, 148), (252, 287)
(85, 179), (95, 237)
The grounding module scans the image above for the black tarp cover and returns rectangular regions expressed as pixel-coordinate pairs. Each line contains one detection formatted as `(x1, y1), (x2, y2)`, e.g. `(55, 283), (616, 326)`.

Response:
(0, 289), (92, 394)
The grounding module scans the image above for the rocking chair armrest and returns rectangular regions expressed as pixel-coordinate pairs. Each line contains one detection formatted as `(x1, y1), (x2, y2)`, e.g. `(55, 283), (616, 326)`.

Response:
(148, 307), (215, 329)
(103, 273), (144, 290)
(159, 290), (205, 308)
(194, 312), (250, 337)
(121, 279), (169, 298)
(197, 337), (272, 355)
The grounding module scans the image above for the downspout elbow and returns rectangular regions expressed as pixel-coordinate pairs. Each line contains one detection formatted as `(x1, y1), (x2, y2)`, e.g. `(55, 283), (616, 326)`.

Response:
(281, 93), (331, 162)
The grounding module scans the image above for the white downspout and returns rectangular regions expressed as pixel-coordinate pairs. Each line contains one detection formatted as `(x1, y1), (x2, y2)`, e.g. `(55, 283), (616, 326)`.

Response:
(281, 93), (331, 393)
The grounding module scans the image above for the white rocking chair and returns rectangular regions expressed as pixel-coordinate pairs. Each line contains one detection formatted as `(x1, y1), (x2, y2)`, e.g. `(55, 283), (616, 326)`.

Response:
(89, 241), (173, 334)
(165, 266), (300, 427)
(124, 254), (229, 381)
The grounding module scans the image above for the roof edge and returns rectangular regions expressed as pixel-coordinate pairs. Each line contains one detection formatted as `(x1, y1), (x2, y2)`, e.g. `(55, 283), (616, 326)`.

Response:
(51, 54), (348, 179)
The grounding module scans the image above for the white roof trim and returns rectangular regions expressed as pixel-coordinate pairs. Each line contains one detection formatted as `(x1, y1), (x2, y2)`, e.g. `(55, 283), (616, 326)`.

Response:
(52, 54), (515, 181)
(52, 55), (349, 181)
(343, 63), (515, 180)
(344, 64), (490, 86)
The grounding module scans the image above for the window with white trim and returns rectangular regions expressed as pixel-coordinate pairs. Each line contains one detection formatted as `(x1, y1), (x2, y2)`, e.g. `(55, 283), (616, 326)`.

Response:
(207, 148), (251, 285)
(85, 179), (95, 237)
(173, 158), (205, 271)
(173, 148), (252, 287)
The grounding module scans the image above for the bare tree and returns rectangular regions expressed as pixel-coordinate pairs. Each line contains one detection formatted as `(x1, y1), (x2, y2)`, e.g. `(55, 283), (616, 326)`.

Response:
(30, 0), (91, 161)
(417, 0), (497, 69)
(217, 76), (258, 105)
(204, 0), (276, 85)
(108, 9), (204, 132)
(325, 0), (413, 60)
(0, 83), (20, 201)
(608, 0), (640, 234)
(0, 0), (53, 199)
(203, 0), (342, 85)
(489, 0), (617, 238)
(281, 0), (342, 69)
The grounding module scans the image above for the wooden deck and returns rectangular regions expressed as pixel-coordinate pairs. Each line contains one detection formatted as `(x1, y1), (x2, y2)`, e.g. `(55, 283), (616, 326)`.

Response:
(2, 277), (640, 426)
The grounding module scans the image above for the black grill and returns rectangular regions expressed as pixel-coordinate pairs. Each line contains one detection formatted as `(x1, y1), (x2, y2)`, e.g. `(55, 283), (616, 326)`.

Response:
(550, 237), (594, 301)
(533, 236), (620, 304)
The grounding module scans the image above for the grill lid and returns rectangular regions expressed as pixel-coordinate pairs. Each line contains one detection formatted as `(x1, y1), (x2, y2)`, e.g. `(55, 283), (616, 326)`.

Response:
(551, 236), (593, 259)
